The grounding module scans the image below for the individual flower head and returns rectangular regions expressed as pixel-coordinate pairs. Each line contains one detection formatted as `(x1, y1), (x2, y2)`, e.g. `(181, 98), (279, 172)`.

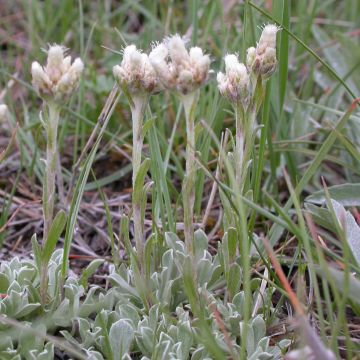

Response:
(31, 44), (84, 103)
(0, 104), (8, 123)
(247, 24), (280, 79)
(149, 34), (211, 95)
(217, 54), (250, 107)
(113, 45), (162, 96)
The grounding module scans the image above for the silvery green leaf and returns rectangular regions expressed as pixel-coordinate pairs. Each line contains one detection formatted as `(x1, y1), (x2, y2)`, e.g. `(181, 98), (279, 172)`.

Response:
(85, 349), (105, 360)
(133, 158), (151, 205)
(152, 333), (173, 360)
(331, 200), (360, 266)
(194, 229), (208, 260)
(17, 266), (36, 287)
(0, 336), (13, 351)
(252, 316), (266, 344)
(208, 264), (222, 288)
(258, 336), (270, 351)
(278, 339), (291, 349)
(136, 326), (154, 356)
(108, 273), (140, 299)
(59, 330), (79, 348)
(165, 232), (185, 254)
(197, 258), (213, 286)
(42, 210), (67, 264)
(53, 299), (72, 327)
(191, 346), (210, 360)
(80, 286), (104, 318)
(0, 352), (20, 360)
(8, 280), (21, 293)
(1, 289), (40, 318)
(19, 323), (45, 358)
(306, 184), (360, 206)
(109, 319), (134, 359)
(177, 322), (193, 358)
(161, 249), (175, 270)
(116, 303), (140, 329)
(28, 342), (54, 360)
(80, 259), (105, 289)
(31, 234), (42, 271)
(257, 351), (274, 360)
(240, 322), (255, 356)
(227, 263), (242, 300)
(248, 348), (263, 360)
(76, 317), (91, 343)
(148, 304), (160, 328)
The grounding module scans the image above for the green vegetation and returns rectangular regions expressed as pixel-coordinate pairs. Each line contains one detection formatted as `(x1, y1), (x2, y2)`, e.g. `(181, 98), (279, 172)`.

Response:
(1, 1), (360, 359)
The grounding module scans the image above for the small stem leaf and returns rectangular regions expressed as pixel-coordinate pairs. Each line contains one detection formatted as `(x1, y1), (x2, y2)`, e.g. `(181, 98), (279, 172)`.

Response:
(133, 158), (151, 205)
(141, 117), (155, 139)
(31, 233), (42, 271)
(43, 210), (67, 264)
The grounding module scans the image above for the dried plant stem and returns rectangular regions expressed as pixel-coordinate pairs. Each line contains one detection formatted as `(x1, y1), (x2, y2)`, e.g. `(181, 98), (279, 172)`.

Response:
(40, 102), (60, 304)
(181, 91), (198, 255)
(131, 95), (146, 269)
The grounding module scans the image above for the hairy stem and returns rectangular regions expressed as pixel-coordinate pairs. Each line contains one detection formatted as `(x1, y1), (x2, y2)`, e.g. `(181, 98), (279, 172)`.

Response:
(235, 104), (245, 188)
(131, 95), (146, 269)
(181, 91), (198, 255)
(234, 103), (256, 193)
(40, 102), (60, 304)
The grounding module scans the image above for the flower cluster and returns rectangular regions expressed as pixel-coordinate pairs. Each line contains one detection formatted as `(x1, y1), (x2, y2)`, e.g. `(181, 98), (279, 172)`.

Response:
(113, 45), (162, 96)
(0, 104), (8, 122)
(217, 24), (279, 106)
(247, 24), (280, 78)
(149, 35), (210, 95)
(31, 45), (84, 103)
(217, 54), (250, 106)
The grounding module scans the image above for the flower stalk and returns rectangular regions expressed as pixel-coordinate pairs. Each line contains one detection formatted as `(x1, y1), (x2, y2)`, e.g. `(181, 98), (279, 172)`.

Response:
(31, 44), (83, 304)
(217, 25), (279, 359)
(217, 24), (279, 193)
(39, 102), (60, 302)
(149, 35), (210, 254)
(181, 91), (198, 254)
(131, 95), (147, 267)
(43, 103), (60, 241)
(113, 44), (161, 270)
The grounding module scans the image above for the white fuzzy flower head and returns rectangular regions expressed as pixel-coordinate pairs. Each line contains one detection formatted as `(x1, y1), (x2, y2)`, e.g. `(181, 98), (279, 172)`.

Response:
(0, 104), (8, 123)
(113, 45), (162, 96)
(248, 24), (280, 78)
(257, 24), (279, 54)
(149, 35), (210, 95)
(217, 54), (250, 107)
(31, 45), (84, 103)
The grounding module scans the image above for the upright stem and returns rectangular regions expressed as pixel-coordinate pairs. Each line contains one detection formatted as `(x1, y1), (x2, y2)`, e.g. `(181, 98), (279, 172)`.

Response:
(235, 104), (245, 188)
(40, 102), (60, 304)
(234, 102), (256, 193)
(131, 95), (146, 269)
(181, 91), (198, 255)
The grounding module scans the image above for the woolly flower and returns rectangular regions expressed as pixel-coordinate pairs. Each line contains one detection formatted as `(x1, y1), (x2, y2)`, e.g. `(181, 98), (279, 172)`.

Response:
(31, 45), (84, 103)
(113, 45), (161, 96)
(217, 54), (250, 106)
(0, 104), (8, 122)
(149, 35), (210, 95)
(247, 24), (280, 78)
